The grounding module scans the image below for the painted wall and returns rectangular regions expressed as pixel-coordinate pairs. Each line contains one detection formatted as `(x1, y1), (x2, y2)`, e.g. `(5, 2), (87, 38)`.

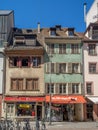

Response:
(83, 43), (98, 96)
(86, 0), (98, 27)
(5, 56), (45, 95)
(45, 43), (83, 89)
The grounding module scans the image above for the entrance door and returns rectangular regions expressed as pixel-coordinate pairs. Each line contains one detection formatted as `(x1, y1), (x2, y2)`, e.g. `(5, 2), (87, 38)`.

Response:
(37, 106), (42, 120)
(86, 103), (93, 120)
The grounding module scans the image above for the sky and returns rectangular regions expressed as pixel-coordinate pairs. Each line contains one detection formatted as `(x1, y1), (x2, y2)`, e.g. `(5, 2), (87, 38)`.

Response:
(0, 0), (94, 32)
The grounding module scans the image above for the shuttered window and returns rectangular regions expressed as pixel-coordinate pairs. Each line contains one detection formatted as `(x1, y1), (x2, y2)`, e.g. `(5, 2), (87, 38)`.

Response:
(68, 63), (72, 73)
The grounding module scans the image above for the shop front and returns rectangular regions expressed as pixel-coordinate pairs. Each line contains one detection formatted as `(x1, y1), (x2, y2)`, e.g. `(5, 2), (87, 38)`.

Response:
(45, 95), (86, 121)
(4, 96), (45, 120)
(86, 96), (98, 121)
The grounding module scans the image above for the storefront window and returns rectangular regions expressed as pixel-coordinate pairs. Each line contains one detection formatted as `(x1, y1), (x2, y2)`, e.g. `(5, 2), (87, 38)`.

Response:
(16, 103), (35, 116)
(45, 104), (62, 121)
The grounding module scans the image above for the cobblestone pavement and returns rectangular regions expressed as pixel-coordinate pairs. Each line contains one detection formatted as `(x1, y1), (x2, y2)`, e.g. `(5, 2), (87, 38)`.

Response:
(44, 121), (98, 130)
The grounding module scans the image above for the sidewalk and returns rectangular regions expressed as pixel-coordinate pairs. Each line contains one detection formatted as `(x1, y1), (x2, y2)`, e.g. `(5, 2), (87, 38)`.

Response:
(44, 121), (98, 130)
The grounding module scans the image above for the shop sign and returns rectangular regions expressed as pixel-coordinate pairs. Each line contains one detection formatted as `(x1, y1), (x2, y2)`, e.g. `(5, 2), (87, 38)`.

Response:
(52, 96), (77, 101)
(4, 96), (45, 102)
(19, 104), (31, 108)
(46, 95), (86, 104)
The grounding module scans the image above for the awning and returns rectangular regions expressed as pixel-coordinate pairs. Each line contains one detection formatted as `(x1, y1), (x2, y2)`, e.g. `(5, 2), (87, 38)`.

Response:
(4, 96), (45, 102)
(46, 95), (86, 104)
(87, 96), (98, 104)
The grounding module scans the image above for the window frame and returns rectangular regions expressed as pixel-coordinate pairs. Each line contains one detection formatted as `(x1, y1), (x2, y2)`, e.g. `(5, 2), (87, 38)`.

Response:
(88, 44), (96, 56)
(86, 82), (93, 95)
(71, 44), (79, 54)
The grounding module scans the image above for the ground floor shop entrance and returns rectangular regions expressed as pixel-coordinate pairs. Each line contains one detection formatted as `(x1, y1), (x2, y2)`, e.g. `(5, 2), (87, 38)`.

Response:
(3, 96), (45, 120)
(45, 95), (86, 121)
(86, 96), (98, 121)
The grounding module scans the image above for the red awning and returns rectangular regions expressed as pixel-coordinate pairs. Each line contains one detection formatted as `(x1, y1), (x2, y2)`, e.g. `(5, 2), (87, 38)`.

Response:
(4, 96), (45, 102)
(45, 95), (86, 104)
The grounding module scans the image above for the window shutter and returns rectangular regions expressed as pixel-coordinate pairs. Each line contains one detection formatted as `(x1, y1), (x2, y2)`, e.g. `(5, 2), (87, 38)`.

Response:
(80, 83), (84, 95)
(96, 62), (98, 73)
(56, 63), (59, 74)
(55, 84), (59, 94)
(79, 63), (83, 73)
(45, 63), (49, 73)
(68, 83), (72, 94)
(68, 63), (72, 73)
(54, 63), (57, 73)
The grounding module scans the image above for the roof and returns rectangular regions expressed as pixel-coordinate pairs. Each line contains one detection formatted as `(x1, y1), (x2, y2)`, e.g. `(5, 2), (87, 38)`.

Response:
(0, 10), (13, 15)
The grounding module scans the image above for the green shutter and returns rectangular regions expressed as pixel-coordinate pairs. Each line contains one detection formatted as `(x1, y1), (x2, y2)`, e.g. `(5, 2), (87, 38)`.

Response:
(68, 63), (72, 73)
(68, 83), (72, 94)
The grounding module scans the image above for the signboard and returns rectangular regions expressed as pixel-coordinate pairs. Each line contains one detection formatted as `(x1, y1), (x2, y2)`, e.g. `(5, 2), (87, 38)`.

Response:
(4, 96), (45, 102)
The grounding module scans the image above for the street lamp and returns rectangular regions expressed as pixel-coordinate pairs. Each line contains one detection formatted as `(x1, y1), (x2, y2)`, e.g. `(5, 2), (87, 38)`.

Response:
(49, 54), (52, 125)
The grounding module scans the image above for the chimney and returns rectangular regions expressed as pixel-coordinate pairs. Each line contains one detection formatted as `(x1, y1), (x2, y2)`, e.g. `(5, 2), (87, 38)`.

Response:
(37, 22), (40, 33)
(84, 3), (87, 23)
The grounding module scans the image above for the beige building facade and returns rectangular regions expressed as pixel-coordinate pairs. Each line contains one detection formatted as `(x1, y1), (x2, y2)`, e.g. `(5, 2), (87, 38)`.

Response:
(3, 28), (45, 120)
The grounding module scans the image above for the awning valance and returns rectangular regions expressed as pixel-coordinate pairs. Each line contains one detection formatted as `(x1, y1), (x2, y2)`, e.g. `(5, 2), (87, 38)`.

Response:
(4, 96), (45, 102)
(46, 95), (86, 104)
(87, 97), (98, 104)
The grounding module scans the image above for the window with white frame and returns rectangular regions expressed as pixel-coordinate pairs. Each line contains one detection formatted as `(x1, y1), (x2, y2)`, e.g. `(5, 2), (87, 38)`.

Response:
(86, 82), (93, 95)
(47, 44), (54, 54)
(59, 63), (66, 73)
(46, 83), (54, 94)
(32, 57), (41, 67)
(72, 63), (79, 73)
(72, 83), (79, 94)
(71, 44), (79, 54)
(59, 44), (66, 54)
(59, 84), (66, 94)
(88, 44), (96, 55)
(89, 63), (96, 73)
(7, 104), (14, 115)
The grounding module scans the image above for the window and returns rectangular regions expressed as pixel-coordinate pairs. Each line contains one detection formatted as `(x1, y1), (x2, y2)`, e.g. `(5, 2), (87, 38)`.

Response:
(71, 44), (79, 54)
(72, 83), (79, 94)
(9, 57), (19, 67)
(59, 84), (66, 93)
(50, 30), (56, 36)
(59, 44), (66, 54)
(86, 83), (93, 95)
(46, 83), (54, 94)
(32, 57), (41, 67)
(89, 63), (96, 73)
(72, 63), (79, 73)
(47, 44), (54, 54)
(11, 78), (23, 91)
(21, 57), (30, 67)
(88, 44), (96, 55)
(7, 104), (14, 115)
(59, 63), (66, 73)
(26, 78), (39, 91)
(68, 31), (74, 36)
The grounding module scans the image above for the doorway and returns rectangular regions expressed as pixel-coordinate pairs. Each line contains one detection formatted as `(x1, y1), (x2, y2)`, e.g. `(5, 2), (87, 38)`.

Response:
(37, 105), (42, 120)
(86, 103), (93, 121)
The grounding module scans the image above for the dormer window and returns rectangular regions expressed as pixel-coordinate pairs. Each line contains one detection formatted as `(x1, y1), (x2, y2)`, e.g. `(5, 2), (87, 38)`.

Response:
(14, 36), (25, 46)
(68, 30), (74, 36)
(55, 25), (61, 31)
(67, 28), (74, 36)
(50, 27), (56, 36)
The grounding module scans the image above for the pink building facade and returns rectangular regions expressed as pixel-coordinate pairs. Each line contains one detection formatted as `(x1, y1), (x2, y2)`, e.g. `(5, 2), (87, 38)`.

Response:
(83, 22), (98, 121)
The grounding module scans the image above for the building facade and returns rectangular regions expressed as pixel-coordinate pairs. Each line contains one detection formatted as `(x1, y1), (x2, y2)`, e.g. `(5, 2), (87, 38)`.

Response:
(3, 27), (45, 120)
(83, 22), (98, 121)
(0, 10), (14, 118)
(39, 25), (86, 121)
(86, 0), (98, 28)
